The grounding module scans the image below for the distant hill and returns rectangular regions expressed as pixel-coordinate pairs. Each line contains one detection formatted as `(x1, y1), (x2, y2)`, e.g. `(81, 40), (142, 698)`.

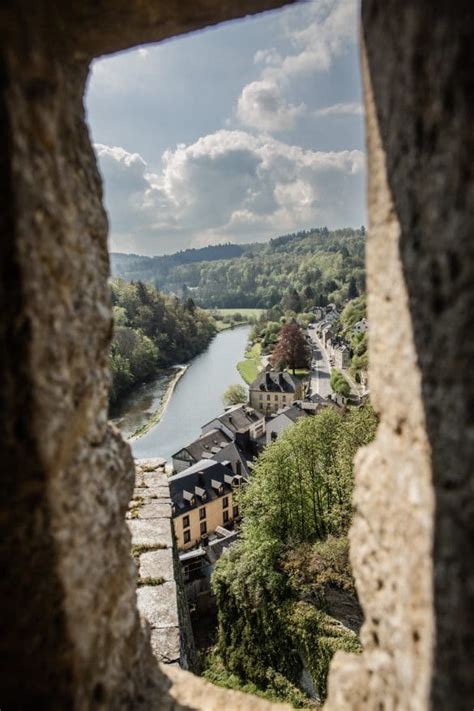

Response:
(111, 227), (366, 309)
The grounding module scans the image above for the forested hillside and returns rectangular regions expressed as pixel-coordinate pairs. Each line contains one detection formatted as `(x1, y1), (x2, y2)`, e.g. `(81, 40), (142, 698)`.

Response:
(109, 280), (216, 405)
(206, 405), (377, 707)
(111, 227), (365, 309)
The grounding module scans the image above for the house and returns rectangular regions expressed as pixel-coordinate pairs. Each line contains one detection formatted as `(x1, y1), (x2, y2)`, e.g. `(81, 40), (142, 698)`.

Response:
(319, 322), (336, 347)
(201, 404), (265, 444)
(249, 369), (304, 416)
(334, 343), (350, 369)
(265, 403), (309, 443)
(169, 459), (245, 550)
(172, 428), (252, 476)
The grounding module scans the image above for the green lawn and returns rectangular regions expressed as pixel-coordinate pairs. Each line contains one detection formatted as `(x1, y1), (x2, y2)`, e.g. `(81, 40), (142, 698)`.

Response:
(213, 308), (265, 317)
(237, 341), (262, 384)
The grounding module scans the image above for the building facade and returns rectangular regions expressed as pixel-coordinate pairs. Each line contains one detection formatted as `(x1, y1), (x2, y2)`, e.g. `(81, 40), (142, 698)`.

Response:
(169, 460), (244, 551)
(249, 369), (305, 416)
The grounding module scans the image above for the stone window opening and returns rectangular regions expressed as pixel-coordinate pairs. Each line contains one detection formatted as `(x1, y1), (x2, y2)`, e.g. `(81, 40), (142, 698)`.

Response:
(1, 2), (472, 710)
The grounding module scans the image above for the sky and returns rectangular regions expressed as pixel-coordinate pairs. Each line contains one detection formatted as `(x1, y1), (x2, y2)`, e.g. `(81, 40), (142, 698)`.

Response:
(86, 0), (365, 256)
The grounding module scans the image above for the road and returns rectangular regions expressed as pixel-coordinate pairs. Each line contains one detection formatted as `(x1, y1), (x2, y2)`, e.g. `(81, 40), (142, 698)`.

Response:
(307, 327), (332, 399)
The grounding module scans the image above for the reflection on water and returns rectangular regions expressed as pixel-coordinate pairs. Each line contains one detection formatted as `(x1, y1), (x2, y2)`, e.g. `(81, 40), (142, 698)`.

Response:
(130, 325), (251, 462)
(110, 371), (174, 439)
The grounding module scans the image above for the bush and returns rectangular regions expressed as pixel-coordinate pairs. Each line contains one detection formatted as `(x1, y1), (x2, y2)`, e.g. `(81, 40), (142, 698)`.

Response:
(330, 369), (351, 397)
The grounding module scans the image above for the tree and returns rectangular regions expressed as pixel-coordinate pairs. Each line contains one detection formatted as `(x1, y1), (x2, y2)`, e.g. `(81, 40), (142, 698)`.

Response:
(330, 369), (351, 398)
(223, 383), (247, 406)
(271, 323), (310, 374)
(347, 276), (358, 300)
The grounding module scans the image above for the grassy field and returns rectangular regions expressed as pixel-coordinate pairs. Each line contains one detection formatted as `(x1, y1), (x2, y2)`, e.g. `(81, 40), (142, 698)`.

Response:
(237, 342), (262, 384)
(213, 308), (265, 318)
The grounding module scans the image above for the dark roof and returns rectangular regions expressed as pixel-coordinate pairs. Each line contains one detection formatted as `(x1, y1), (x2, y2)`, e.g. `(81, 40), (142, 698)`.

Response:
(250, 370), (300, 393)
(203, 404), (264, 434)
(169, 459), (245, 515)
(212, 440), (253, 476)
(272, 404), (308, 424)
(172, 428), (232, 463)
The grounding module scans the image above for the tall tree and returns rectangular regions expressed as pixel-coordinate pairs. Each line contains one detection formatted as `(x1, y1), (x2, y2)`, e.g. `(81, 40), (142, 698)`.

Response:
(347, 276), (358, 300)
(271, 323), (310, 374)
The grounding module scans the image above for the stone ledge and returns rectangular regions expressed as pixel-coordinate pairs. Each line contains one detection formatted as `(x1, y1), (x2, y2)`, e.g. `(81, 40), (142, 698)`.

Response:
(140, 549), (175, 582)
(162, 665), (292, 710)
(137, 584), (179, 629)
(128, 459), (183, 667)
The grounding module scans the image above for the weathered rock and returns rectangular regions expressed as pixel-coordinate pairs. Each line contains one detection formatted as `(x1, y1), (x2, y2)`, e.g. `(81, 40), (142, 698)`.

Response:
(1, 0), (473, 708)
(140, 549), (175, 582)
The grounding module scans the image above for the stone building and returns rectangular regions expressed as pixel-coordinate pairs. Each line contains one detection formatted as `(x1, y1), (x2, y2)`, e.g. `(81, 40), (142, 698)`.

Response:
(1, 1), (473, 710)
(169, 460), (243, 550)
(202, 403), (265, 444)
(171, 428), (251, 476)
(249, 369), (305, 415)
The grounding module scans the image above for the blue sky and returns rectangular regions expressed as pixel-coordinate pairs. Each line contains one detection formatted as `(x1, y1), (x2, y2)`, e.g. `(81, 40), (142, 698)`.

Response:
(86, 0), (365, 256)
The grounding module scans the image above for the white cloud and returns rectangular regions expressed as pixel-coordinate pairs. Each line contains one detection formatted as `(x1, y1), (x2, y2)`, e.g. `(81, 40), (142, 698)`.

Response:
(237, 79), (306, 132)
(254, 48), (282, 66)
(236, 0), (358, 134)
(314, 101), (363, 116)
(95, 130), (365, 254)
(276, 0), (358, 78)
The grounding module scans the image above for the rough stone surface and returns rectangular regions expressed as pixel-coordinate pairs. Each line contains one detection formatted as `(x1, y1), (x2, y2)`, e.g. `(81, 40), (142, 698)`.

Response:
(326, 3), (474, 710)
(129, 518), (173, 548)
(1, 0), (473, 708)
(140, 549), (175, 582)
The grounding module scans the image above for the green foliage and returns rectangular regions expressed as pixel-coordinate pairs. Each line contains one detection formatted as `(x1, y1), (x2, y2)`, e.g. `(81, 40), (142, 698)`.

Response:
(203, 652), (312, 708)
(285, 602), (361, 700)
(330, 369), (351, 398)
(210, 406), (377, 705)
(109, 279), (216, 405)
(282, 537), (356, 604)
(111, 227), (366, 310)
(223, 383), (247, 406)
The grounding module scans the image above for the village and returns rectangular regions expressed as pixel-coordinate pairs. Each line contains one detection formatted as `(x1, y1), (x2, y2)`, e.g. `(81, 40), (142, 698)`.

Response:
(151, 304), (370, 624)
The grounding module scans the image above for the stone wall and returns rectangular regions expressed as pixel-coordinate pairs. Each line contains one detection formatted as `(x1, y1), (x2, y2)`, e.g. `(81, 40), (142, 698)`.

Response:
(128, 459), (196, 669)
(1, 0), (473, 709)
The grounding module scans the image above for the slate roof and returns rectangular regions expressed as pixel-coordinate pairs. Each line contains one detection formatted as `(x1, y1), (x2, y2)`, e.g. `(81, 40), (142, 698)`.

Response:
(169, 460), (244, 516)
(203, 404), (264, 434)
(249, 370), (300, 394)
(172, 428), (232, 463)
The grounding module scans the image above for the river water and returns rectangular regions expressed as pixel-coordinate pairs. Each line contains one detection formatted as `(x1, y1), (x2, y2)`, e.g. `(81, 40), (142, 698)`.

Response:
(121, 325), (250, 462)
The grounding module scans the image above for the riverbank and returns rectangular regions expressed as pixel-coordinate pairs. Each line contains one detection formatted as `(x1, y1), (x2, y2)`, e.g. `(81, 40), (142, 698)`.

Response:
(129, 364), (189, 440)
(130, 325), (251, 462)
(236, 341), (262, 384)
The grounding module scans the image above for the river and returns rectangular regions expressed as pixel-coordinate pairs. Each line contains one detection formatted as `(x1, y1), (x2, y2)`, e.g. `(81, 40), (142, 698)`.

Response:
(121, 325), (251, 462)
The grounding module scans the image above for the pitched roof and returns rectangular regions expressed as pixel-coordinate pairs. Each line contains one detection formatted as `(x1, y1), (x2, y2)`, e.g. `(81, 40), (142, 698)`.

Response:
(249, 370), (300, 393)
(172, 428), (232, 463)
(169, 459), (245, 515)
(203, 404), (264, 434)
(271, 403), (308, 424)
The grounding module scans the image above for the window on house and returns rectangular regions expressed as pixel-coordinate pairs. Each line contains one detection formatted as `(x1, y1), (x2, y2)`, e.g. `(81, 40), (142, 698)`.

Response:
(199, 507), (206, 520)
(223, 510), (229, 524)
(183, 515), (190, 529)
(236, 461), (242, 476)
(233, 506), (239, 518)
(271, 431), (277, 441)
(222, 497), (229, 509)
(267, 394), (271, 401)
(200, 521), (207, 535)
(184, 530), (191, 544)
